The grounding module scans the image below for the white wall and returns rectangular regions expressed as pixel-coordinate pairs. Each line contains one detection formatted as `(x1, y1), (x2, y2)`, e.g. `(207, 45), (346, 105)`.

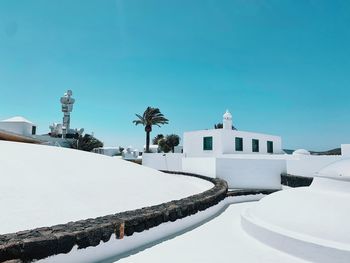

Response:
(182, 155), (285, 189)
(222, 130), (282, 154)
(216, 157), (285, 189)
(142, 153), (183, 171)
(183, 129), (282, 157)
(182, 157), (217, 178)
(341, 144), (350, 157)
(286, 155), (344, 177)
(183, 130), (223, 157)
(0, 122), (34, 136)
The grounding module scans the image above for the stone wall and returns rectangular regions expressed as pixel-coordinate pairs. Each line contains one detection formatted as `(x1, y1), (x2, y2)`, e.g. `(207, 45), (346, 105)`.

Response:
(0, 172), (228, 262)
(227, 189), (279, 197)
(281, 174), (313, 187)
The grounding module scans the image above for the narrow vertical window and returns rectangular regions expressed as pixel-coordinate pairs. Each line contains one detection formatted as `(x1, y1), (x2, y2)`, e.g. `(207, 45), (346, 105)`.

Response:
(267, 141), (273, 153)
(235, 137), (243, 151)
(32, 126), (36, 135)
(203, 137), (213, 151)
(252, 139), (259, 152)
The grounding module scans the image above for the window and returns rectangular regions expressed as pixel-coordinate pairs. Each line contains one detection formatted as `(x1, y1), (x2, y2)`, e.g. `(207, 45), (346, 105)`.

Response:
(203, 136), (213, 151)
(267, 141), (273, 153)
(252, 139), (259, 152)
(235, 137), (243, 151)
(32, 126), (36, 135)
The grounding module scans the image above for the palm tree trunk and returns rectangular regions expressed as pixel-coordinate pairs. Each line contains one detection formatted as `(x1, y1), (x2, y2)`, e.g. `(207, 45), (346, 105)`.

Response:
(145, 125), (152, 153)
(146, 131), (150, 152)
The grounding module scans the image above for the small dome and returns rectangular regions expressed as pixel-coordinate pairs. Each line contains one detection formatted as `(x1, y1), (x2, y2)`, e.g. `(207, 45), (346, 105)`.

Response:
(316, 158), (350, 181)
(223, 110), (232, 119)
(292, 149), (310, 156)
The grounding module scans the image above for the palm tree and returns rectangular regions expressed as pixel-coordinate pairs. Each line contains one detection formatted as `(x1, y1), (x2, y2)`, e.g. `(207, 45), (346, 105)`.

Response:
(166, 134), (180, 153)
(133, 107), (169, 153)
(152, 134), (164, 145)
(71, 134), (103, 152)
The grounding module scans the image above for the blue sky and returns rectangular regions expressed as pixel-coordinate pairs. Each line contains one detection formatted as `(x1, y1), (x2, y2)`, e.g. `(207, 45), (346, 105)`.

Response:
(0, 0), (349, 151)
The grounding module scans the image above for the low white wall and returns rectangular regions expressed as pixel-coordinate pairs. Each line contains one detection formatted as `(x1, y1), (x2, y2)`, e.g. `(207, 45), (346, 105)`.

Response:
(216, 157), (285, 189)
(182, 155), (285, 189)
(142, 153), (183, 171)
(182, 157), (217, 178)
(286, 155), (343, 177)
(341, 144), (350, 157)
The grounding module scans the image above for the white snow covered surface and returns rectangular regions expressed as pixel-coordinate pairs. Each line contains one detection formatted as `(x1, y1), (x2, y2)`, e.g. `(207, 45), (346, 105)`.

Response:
(0, 141), (212, 234)
(116, 201), (307, 263)
(241, 176), (350, 262)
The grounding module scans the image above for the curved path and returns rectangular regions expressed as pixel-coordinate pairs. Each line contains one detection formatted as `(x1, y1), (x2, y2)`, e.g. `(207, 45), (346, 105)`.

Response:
(115, 198), (307, 263)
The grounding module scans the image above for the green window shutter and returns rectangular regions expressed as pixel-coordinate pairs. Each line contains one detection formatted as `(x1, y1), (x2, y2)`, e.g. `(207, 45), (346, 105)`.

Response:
(235, 137), (243, 151)
(252, 139), (259, 152)
(203, 137), (213, 151)
(267, 141), (273, 153)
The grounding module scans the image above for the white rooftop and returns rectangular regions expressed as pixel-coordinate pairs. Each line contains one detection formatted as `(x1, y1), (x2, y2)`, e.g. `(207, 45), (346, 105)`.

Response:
(292, 149), (311, 156)
(1, 116), (34, 124)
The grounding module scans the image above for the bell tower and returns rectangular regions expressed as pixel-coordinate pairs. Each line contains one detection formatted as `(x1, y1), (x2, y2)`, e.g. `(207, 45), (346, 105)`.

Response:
(223, 109), (232, 130)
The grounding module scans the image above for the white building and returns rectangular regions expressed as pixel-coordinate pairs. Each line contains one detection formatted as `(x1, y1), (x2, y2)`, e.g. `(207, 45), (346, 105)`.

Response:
(92, 147), (120, 157)
(183, 110), (283, 157)
(144, 110), (286, 190)
(0, 116), (37, 136)
(123, 146), (140, 160)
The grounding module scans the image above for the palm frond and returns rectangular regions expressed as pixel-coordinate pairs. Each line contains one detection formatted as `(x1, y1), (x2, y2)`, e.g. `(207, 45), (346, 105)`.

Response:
(133, 106), (168, 127)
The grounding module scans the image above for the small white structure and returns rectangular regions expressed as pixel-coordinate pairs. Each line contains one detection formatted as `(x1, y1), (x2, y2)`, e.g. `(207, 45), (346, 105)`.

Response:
(292, 149), (311, 156)
(92, 147), (120, 157)
(223, 109), (233, 130)
(123, 146), (140, 160)
(183, 110), (283, 157)
(0, 116), (37, 136)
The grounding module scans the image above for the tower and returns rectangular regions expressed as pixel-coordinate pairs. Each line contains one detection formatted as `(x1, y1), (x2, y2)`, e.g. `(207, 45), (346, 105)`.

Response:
(60, 90), (75, 138)
(223, 109), (232, 130)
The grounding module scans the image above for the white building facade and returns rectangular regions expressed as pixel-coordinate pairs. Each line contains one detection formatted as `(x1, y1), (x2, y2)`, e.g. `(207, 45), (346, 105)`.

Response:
(182, 110), (285, 189)
(184, 129), (283, 157)
(183, 110), (283, 157)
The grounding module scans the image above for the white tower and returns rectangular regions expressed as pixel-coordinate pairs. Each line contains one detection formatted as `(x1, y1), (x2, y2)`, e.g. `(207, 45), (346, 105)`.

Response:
(223, 109), (233, 130)
(60, 90), (75, 138)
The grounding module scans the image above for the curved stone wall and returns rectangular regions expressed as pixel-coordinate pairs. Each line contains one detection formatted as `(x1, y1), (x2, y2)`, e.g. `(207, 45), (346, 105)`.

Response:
(0, 172), (228, 262)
